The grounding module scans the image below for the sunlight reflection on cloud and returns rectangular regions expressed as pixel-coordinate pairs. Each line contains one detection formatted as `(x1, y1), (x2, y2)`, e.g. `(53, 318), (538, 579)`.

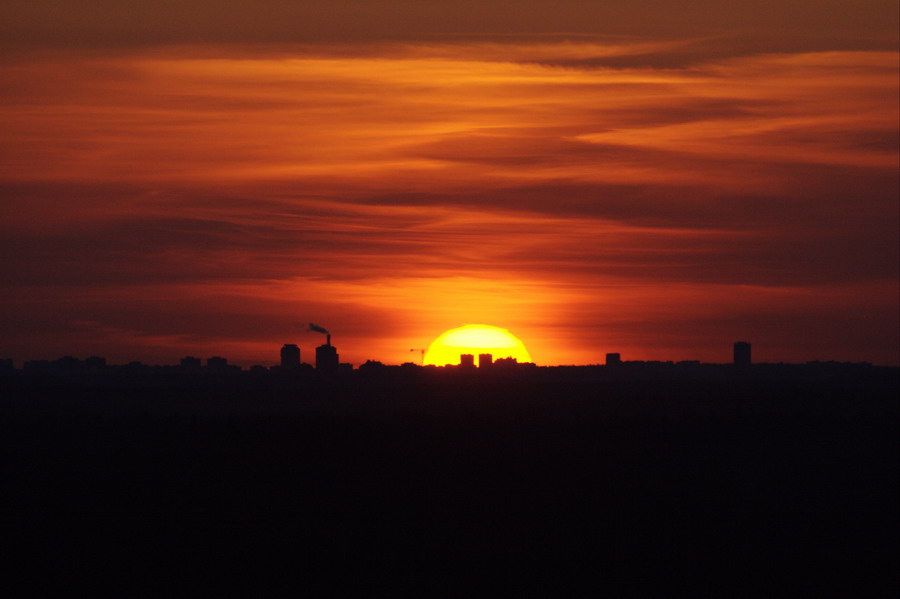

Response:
(0, 42), (896, 364)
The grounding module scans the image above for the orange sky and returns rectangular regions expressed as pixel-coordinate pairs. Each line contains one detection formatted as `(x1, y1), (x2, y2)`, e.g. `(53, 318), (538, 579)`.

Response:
(1, 3), (898, 366)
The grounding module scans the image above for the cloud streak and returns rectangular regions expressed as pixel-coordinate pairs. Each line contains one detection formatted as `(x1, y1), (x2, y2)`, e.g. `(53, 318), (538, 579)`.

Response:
(0, 39), (897, 365)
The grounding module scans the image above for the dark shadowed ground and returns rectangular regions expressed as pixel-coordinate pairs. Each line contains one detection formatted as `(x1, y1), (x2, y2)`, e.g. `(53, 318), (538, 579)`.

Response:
(2, 367), (897, 596)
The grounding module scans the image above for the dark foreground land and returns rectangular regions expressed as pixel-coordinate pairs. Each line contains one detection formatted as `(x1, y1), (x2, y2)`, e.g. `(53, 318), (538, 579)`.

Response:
(2, 366), (897, 596)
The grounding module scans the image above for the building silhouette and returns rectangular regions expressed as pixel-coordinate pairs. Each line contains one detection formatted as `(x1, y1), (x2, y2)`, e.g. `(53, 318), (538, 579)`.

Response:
(55, 356), (81, 371)
(493, 357), (519, 369)
(460, 354), (475, 368)
(316, 335), (339, 371)
(478, 353), (493, 368)
(606, 353), (621, 366)
(206, 356), (229, 372)
(280, 344), (300, 369)
(24, 360), (51, 373)
(180, 356), (201, 371)
(84, 356), (107, 373)
(734, 342), (751, 367)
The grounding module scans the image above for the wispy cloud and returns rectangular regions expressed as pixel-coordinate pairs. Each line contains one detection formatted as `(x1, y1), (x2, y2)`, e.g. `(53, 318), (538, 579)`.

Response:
(1, 40), (896, 365)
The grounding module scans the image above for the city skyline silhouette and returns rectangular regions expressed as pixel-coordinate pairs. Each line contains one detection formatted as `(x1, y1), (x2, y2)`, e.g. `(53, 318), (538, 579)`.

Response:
(1, 1), (897, 595)
(4, 337), (895, 381)
(2, 332), (896, 597)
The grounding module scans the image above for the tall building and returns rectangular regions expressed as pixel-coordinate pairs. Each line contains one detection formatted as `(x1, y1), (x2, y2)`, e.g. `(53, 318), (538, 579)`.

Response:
(460, 354), (475, 368)
(316, 339), (339, 371)
(733, 341), (751, 367)
(606, 352), (622, 366)
(478, 353), (493, 368)
(280, 344), (300, 369)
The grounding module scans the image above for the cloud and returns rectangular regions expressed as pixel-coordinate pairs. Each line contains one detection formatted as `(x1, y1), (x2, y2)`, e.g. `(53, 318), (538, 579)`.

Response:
(2, 1), (897, 53)
(0, 41), (896, 364)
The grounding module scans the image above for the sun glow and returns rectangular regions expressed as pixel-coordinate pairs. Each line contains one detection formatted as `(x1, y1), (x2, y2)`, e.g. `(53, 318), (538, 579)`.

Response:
(423, 324), (533, 366)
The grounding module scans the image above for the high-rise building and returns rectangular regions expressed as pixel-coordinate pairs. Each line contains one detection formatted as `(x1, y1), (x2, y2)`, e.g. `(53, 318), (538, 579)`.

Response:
(460, 354), (475, 368)
(280, 344), (300, 369)
(733, 342), (751, 367)
(478, 353), (493, 368)
(605, 352), (622, 366)
(316, 341), (339, 371)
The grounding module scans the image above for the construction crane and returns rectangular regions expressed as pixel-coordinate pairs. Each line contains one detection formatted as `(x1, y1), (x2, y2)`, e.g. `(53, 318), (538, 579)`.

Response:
(409, 348), (425, 365)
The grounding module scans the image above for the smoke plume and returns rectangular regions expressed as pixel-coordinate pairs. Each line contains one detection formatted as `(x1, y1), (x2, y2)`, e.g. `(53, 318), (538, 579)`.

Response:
(307, 323), (329, 335)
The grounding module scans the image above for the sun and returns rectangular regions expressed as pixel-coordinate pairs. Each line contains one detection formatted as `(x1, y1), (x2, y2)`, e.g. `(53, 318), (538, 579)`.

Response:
(423, 324), (532, 366)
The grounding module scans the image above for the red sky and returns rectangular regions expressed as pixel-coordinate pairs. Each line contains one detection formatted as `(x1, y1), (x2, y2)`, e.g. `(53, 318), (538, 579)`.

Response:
(1, 1), (898, 366)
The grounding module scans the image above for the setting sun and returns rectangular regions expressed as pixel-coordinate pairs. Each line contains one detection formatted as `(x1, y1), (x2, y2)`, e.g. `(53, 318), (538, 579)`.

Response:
(423, 324), (533, 366)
